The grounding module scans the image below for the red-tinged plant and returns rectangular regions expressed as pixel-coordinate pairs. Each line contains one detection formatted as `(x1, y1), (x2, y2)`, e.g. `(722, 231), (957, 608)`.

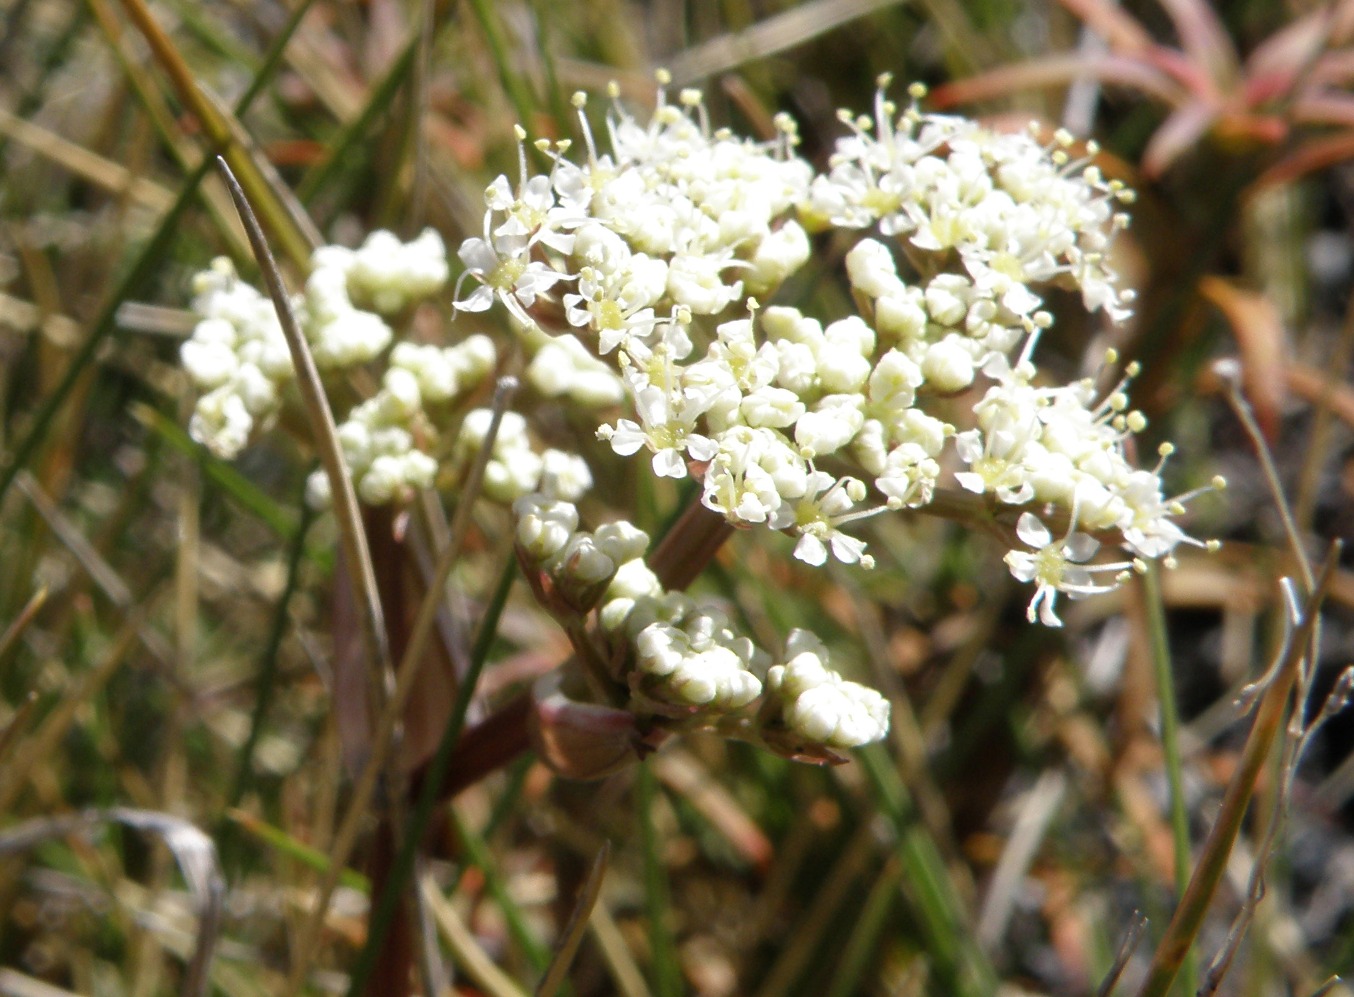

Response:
(932, 0), (1354, 181)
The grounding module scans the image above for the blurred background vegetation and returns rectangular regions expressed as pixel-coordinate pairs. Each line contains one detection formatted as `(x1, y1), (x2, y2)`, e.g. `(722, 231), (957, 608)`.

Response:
(2, 0), (1354, 994)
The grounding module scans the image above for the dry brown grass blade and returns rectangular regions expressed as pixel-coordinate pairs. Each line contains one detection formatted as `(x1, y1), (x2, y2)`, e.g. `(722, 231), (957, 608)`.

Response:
(0, 585), (46, 662)
(421, 878), (530, 997)
(753, 822), (877, 997)
(586, 900), (653, 997)
(0, 968), (86, 996)
(1096, 910), (1149, 997)
(216, 157), (393, 733)
(0, 108), (174, 212)
(116, 0), (316, 267)
(0, 808), (224, 997)
(216, 156), (418, 994)
(84, 0), (251, 261)
(976, 769), (1068, 951)
(387, 375), (518, 770)
(536, 841), (610, 997)
(0, 291), (84, 348)
(664, 0), (907, 83)
(1134, 545), (1338, 997)
(14, 470), (182, 680)
(653, 750), (773, 871)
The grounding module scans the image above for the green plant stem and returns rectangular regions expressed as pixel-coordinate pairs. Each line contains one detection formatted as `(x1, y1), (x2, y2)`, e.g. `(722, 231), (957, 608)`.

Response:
(638, 764), (682, 997)
(451, 812), (551, 971)
(1135, 545), (1338, 997)
(295, 39), (419, 205)
(1141, 559), (1196, 995)
(466, 0), (541, 129)
(824, 857), (902, 997)
(224, 500), (316, 854)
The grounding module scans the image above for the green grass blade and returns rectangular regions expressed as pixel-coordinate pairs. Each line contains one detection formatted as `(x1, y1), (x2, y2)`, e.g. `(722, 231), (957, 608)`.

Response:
(295, 39), (419, 206)
(223, 500), (316, 839)
(451, 811), (551, 972)
(466, 0), (541, 129)
(860, 744), (998, 997)
(224, 808), (370, 892)
(0, 157), (210, 505)
(1141, 560), (1196, 996)
(824, 857), (903, 997)
(1, 3), (319, 505)
(131, 403), (300, 541)
(637, 764), (682, 997)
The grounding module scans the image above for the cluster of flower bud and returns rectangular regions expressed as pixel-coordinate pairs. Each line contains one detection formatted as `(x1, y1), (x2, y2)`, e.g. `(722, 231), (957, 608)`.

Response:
(181, 257), (295, 459)
(457, 411), (593, 505)
(182, 229), (451, 460)
(304, 336), (497, 507)
(513, 495), (890, 752)
(178, 77), (1228, 766)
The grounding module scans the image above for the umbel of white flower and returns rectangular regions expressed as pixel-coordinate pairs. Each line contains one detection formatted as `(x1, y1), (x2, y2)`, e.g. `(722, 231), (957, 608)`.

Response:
(180, 76), (1225, 759)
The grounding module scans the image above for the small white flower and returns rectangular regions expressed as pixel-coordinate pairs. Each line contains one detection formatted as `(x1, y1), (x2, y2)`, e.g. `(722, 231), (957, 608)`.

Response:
(1003, 512), (1131, 626)
(791, 473), (875, 568)
(453, 228), (567, 320)
(597, 385), (718, 478)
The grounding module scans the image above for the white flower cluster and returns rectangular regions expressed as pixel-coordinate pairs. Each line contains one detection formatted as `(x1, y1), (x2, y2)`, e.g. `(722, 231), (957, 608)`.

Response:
(457, 410), (593, 505)
(513, 495), (891, 750)
(181, 257), (294, 459)
(807, 81), (1135, 324)
(182, 228), (451, 459)
(305, 336), (497, 508)
(447, 75), (1210, 626)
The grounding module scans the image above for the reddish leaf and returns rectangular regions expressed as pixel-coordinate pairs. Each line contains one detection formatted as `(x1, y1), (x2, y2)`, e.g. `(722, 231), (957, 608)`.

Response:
(1251, 131), (1354, 191)
(1142, 99), (1219, 175)
(929, 54), (1187, 110)
(1157, 0), (1239, 91)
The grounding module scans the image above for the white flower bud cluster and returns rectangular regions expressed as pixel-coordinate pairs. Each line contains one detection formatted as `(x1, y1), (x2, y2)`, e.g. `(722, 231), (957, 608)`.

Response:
(183, 229), (451, 459)
(764, 629), (890, 749)
(630, 608), (765, 712)
(513, 495), (891, 749)
(304, 229), (449, 367)
(304, 335), (497, 507)
(447, 76), (1214, 626)
(513, 494), (646, 615)
(326, 228), (451, 315)
(525, 329), (625, 408)
(181, 257), (295, 459)
(457, 410), (593, 505)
